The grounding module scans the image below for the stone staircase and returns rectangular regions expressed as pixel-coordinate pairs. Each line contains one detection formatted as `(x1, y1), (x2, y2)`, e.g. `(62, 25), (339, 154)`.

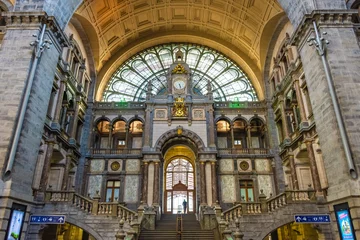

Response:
(139, 214), (214, 240)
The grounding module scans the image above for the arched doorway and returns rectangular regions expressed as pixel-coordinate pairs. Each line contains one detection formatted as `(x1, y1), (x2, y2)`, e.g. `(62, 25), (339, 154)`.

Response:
(164, 158), (195, 214)
(163, 145), (196, 214)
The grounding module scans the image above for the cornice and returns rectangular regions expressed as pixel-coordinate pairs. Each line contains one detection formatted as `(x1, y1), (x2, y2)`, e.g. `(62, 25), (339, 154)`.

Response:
(290, 10), (358, 50)
(2, 12), (69, 49)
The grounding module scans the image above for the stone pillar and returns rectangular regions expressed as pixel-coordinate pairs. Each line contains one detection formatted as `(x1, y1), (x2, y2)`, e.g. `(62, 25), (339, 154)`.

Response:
(141, 162), (149, 203)
(125, 124), (129, 148)
(246, 126), (252, 148)
(288, 153), (299, 190)
(39, 137), (56, 196)
(304, 138), (321, 193)
(62, 152), (73, 190)
(108, 123), (113, 149)
(70, 96), (81, 140)
(230, 124), (234, 148)
(60, 104), (69, 129)
(153, 161), (160, 204)
(280, 99), (290, 139)
(53, 77), (67, 124)
(143, 108), (152, 148)
(208, 107), (216, 147)
(200, 161), (206, 204)
(294, 79), (307, 122)
(211, 161), (218, 204)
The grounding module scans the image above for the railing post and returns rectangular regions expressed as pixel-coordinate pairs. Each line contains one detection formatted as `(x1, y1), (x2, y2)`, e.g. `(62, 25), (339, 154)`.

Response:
(115, 218), (126, 240)
(112, 203), (118, 217)
(137, 201), (145, 218)
(92, 191), (101, 215)
(233, 218), (244, 240)
(130, 214), (140, 237)
(259, 189), (268, 213)
(214, 203), (222, 218)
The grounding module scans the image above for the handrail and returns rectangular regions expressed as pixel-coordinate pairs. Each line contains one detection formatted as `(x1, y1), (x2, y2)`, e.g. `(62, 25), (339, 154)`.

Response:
(92, 148), (142, 155)
(217, 148), (269, 155)
(45, 190), (136, 220)
(176, 213), (183, 240)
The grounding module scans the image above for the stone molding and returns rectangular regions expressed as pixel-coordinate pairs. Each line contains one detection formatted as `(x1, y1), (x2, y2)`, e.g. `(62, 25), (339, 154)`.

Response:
(2, 11), (69, 49)
(291, 10), (358, 49)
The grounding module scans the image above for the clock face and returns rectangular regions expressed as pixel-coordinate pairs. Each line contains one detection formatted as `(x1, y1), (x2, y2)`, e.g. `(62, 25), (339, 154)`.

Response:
(174, 79), (186, 90)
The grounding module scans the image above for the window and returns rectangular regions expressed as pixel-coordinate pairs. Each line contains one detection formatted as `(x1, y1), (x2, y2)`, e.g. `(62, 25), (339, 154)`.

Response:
(234, 140), (242, 146)
(240, 180), (254, 202)
(104, 43), (258, 102)
(106, 180), (120, 202)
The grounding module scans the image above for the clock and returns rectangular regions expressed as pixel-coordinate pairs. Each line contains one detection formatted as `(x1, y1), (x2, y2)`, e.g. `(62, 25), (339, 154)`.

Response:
(174, 79), (186, 90)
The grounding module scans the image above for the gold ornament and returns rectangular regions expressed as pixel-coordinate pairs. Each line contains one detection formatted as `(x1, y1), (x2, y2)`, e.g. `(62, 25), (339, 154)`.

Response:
(172, 97), (187, 117)
(172, 64), (187, 74)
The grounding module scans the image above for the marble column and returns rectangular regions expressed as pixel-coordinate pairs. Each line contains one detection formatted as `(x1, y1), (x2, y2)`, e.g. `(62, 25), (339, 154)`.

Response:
(230, 124), (234, 148)
(62, 152), (73, 190)
(280, 99), (290, 139)
(125, 125), (129, 148)
(304, 138), (322, 193)
(53, 77), (67, 124)
(294, 79), (307, 122)
(211, 161), (218, 204)
(70, 97), (81, 140)
(141, 162), (149, 203)
(200, 161), (206, 204)
(143, 108), (151, 148)
(208, 107), (216, 148)
(108, 123), (113, 149)
(153, 161), (160, 204)
(246, 126), (252, 148)
(288, 153), (299, 190)
(39, 137), (55, 194)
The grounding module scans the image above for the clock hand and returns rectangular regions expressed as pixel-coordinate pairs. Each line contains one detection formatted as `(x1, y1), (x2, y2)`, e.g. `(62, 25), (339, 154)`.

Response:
(179, 83), (181, 88)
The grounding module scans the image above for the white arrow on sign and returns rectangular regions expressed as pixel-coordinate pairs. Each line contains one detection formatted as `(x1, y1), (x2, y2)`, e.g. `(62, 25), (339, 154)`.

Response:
(296, 217), (301, 221)
(58, 217), (64, 223)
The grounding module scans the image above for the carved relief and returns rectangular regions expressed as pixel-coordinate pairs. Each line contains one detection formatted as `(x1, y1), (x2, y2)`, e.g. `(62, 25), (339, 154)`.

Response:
(238, 159), (252, 172)
(172, 97), (187, 117)
(108, 159), (122, 172)
(192, 109), (205, 120)
(154, 109), (167, 120)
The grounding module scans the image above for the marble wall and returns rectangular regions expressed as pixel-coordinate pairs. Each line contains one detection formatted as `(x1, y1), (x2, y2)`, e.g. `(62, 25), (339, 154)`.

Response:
(126, 159), (140, 172)
(90, 160), (105, 173)
(257, 175), (273, 198)
(220, 159), (234, 172)
(255, 159), (271, 172)
(88, 175), (103, 198)
(220, 175), (236, 203)
(124, 175), (139, 203)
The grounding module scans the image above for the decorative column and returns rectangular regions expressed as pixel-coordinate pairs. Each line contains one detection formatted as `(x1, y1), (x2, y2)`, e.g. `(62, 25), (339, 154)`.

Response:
(304, 138), (322, 193)
(293, 79), (307, 122)
(143, 108), (152, 148)
(53, 77), (67, 123)
(39, 136), (55, 196)
(288, 153), (299, 190)
(141, 162), (149, 203)
(279, 98), (290, 139)
(246, 126), (252, 148)
(200, 161), (207, 204)
(230, 124), (234, 148)
(125, 124), (129, 148)
(211, 161), (218, 204)
(60, 103), (69, 129)
(208, 107), (216, 147)
(153, 161), (160, 204)
(70, 96), (81, 140)
(62, 152), (73, 190)
(108, 123), (113, 149)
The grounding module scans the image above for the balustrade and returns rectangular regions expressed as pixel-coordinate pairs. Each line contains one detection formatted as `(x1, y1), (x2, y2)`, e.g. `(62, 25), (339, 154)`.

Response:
(92, 148), (141, 155)
(217, 148), (269, 155)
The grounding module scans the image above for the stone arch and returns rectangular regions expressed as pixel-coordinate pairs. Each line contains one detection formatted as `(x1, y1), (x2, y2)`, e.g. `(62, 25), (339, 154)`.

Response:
(249, 116), (266, 125)
(64, 216), (104, 240)
(258, 217), (295, 240)
(232, 116), (249, 126)
(154, 128), (205, 153)
(0, 0), (12, 11)
(127, 116), (145, 125)
(94, 116), (111, 126)
(111, 116), (127, 126)
(214, 116), (232, 125)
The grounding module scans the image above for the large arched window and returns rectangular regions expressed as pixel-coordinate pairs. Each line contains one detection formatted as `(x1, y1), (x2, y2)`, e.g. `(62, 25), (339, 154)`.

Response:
(103, 43), (258, 102)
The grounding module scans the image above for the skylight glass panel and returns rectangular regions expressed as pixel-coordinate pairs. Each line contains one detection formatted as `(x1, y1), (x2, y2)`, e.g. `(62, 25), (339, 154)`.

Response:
(104, 43), (258, 102)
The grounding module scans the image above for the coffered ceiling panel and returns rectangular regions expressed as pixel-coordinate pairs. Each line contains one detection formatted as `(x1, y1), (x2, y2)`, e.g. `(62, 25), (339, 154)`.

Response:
(77, 0), (283, 71)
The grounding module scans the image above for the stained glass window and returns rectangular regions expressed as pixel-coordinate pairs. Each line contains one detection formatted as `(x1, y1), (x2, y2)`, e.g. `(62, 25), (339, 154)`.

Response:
(103, 43), (258, 102)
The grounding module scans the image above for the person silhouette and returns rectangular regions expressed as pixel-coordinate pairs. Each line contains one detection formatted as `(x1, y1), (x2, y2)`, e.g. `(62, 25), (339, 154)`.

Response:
(182, 199), (187, 213)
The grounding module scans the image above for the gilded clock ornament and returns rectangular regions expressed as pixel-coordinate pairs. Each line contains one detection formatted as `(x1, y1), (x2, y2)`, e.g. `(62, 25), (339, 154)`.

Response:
(172, 64), (187, 74)
(111, 161), (121, 171)
(172, 97), (187, 117)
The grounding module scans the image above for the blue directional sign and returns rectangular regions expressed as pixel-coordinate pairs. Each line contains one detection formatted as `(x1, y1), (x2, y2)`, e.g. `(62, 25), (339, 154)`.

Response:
(294, 214), (330, 223)
(30, 215), (66, 224)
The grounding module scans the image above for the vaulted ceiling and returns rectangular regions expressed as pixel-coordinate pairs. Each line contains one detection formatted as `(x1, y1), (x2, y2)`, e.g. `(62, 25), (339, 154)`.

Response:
(75, 0), (285, 100)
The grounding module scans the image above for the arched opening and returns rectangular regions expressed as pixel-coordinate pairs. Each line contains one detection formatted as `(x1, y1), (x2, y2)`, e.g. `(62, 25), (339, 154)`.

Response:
(41, 222), (95, 240)
(263, 222), (321, 240)
(163, 145), (196, 214)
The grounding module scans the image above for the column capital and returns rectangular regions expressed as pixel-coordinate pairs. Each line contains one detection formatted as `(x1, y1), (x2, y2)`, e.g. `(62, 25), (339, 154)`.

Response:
(304, 138), (314, 144)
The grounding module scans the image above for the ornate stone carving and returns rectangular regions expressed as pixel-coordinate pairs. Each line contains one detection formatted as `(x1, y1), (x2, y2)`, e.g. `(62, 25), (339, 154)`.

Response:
(154, 109), (167, 120)
(172, 97), (187, 117)
(192, 108), (205, 120)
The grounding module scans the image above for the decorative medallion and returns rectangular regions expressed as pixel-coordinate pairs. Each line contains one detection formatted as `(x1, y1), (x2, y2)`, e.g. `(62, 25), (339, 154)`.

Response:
(239, 161), (250, 171)
(111, 161), (121, 171)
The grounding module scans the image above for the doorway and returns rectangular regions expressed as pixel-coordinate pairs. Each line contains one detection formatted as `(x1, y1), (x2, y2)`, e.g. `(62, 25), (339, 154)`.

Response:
(164, 157), (195, 214)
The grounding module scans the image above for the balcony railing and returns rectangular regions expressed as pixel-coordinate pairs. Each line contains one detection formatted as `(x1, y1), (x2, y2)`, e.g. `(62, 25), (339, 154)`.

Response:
(92, 148), (142, 155)
(217, 148), (269, 155)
